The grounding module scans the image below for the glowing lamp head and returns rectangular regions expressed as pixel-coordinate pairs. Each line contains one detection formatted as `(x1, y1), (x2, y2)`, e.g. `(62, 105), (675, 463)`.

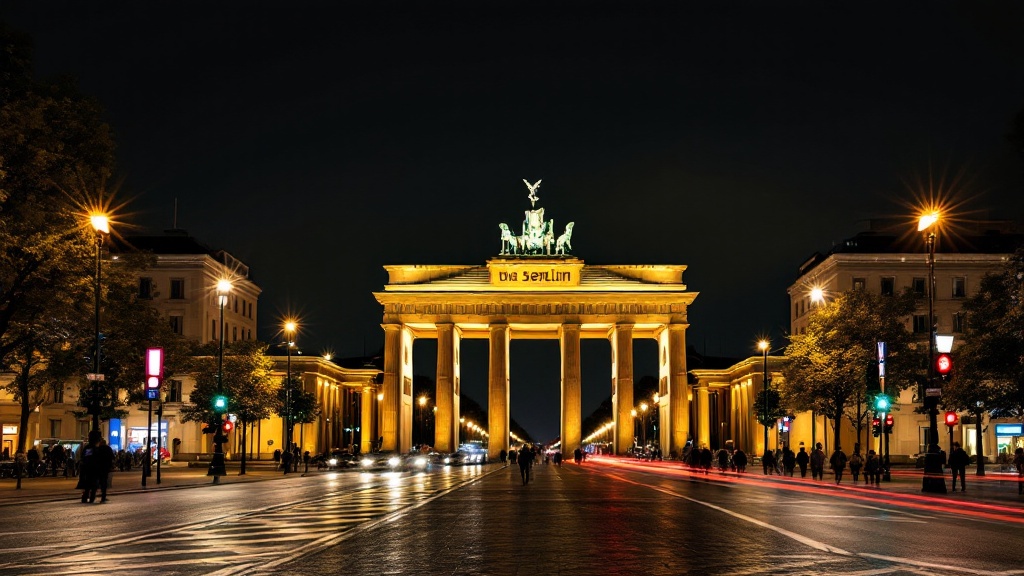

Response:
(918, 211), (939, 232)
(809, 287), (824, 304)
(217, 279), (233, 295)
(874, 395), (890, 412)
(758, 340), (769, 353)
(284, 320), (297, 334)
(418, 396), (427, 407)
(90, 213), (110, 235)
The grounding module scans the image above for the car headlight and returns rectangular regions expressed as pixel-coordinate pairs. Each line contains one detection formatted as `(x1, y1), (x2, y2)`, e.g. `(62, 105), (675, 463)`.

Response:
(443, 457), (451, 464)
(413, 457), (427, 468)
(388, 457), (401, 468)
(361, 458), (374, 467)
(328, 458), (338, 467)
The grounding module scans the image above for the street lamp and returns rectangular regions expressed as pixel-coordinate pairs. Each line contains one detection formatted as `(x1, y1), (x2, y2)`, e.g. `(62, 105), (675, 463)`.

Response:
(283, 320), (297, 454)
(89, 213), (110, 432)
(418, 395), (428, 446)
(208, 279), (231, 481)
(639, 402), (649, 447)
(758, 339), (770, 455)
(919, 211), (947, 493)
(630, 408), (638, 447)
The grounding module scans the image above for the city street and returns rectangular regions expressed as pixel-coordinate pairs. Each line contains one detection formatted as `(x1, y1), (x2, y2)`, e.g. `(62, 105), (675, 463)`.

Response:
(2, 458), (1022, 575)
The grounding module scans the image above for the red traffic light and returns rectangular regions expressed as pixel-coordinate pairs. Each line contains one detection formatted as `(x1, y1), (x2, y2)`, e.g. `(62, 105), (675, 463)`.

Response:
(872, 417), (881, 427)
(945, 411), (959, 426)
(936, 353), (952, 376)
(884, 414), (894, 426)
(222, 420), (234, 433)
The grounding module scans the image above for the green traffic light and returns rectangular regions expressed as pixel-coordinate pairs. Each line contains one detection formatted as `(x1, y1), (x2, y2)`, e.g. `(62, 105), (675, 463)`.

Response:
(874, 395), (890, 411)
(213, 395), (228, 411)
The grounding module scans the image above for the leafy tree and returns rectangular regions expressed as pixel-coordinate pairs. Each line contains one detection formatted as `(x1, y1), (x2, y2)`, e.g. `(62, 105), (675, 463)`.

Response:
(945, 248), (1024, 474)
(781, 289), (920, 452)
(0, 26), (116, 455)
(277, 374), (322, 448)
(752, 388), (787, 429)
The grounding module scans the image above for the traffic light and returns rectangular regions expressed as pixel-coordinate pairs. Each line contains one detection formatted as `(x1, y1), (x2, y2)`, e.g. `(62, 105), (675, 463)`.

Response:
(222, 419), (234, 434)
(872, 417), (881, 437)
(212, 395), (228, 412)
(874, 394), (891, 412)
(884, 414), (894, 434)
(945, 411), (959, 427)
(936, 353), (952, 379)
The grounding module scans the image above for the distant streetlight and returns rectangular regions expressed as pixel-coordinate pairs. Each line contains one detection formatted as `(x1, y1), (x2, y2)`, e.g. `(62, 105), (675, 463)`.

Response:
(758, 339), (770, 455)
(639, 402), (649, 447)
(88, 213), (110, 432)
(918, 211), (946, 494)
(208, 279), (231, 482)
(418, 395), (428, 446)
(283, 320), (297, 453)
(630, 408), (638, 446)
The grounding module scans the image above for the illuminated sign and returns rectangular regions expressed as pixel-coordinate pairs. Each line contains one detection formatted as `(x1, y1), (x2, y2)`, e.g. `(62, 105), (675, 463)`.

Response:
(487, 260), (584, 288)
(2, 425), (17, 435)
(994, 424), (1023, 436)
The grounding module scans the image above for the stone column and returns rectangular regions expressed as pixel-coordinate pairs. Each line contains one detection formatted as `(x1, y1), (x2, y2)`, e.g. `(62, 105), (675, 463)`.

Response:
(560, 323), (581, 458)
(435, 323), (457, 452)
(381, 324), (402, 452)
(612, 324), (634, 455)
(361, 386), (373, 453)
(696, 382), (710, 449)
(488, 323), (510, 460)
(667, 323), (689, 456)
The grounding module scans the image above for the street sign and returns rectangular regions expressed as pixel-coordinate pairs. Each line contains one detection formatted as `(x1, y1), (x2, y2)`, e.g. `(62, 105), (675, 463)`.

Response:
(145, 389), (159, 400)
(86, 373), (105, 381)
(925, 388), (942, 397)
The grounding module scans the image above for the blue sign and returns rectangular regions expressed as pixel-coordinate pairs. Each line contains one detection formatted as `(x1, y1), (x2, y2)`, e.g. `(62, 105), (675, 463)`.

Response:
(994, 424), (1023, 436)
(108, 418), (122, 451)
(146, 388), (160, 400)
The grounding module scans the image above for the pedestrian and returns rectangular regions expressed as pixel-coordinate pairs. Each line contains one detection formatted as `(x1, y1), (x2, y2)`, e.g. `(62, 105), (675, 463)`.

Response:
(1012, 447), (1024, 495)
(810, 442), (826, 481)
(949, 441), (969, 492)
(553, 451), (562, 466)
(95, 438), (115, 503)
(293, 446), (301, 472)
(273, 448), (281, 468)
(699, 446), (713, 475)
(281, 448), (293, 475)
(830, 446), (848, 485)
(509, 447), (518, 466)
(782, 446), (796, 476)
(865, 449), (881, 486)
(687, 445), (701, 470)
(518, 445), (531, 485)
(499, 449), (508, 467)
(76, 430), (103, 503)
(303, 450), (311, 474)
(26, 446), (39, 477)
(796, 446), (809, 478)
(50, 444), (66, 477)
(849, 450), (863, 483)
(732, 448), (747, 473)
(716, 448), (730, 472)
(574, 447), (583, 465)
(762, 449), (776, 475)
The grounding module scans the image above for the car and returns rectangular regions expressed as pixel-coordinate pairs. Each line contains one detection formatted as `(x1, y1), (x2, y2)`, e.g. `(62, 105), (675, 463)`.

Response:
(357, 451), (405, 472)
(312, 451), (358, 470)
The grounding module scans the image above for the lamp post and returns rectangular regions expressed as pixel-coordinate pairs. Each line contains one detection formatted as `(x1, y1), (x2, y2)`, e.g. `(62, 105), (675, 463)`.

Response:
(418, 395), (428, 446)
(89, 213), (110, 432)
(809, 289), (825, 450)
(758, 339), (770, 455)
(282, 321), (297, 455)
(639, 402), (649, 448)
(630, 408), (638, 448)
(208, 279), (231, 482)
(918, 212), (947, 493)
(459, 416), (465, 446)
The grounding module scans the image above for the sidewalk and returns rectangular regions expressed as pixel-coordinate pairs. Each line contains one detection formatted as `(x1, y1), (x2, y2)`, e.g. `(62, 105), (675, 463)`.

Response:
(0, 460), (308, 505)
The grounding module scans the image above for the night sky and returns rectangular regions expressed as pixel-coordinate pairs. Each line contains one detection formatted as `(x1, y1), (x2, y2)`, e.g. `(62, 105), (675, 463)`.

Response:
(5, 2), (1024, 441)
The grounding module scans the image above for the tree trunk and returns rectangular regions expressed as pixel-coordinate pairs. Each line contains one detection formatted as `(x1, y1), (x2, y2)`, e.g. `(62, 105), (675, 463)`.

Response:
(974, 408), (986, 476)
(832, 410), (842, 452)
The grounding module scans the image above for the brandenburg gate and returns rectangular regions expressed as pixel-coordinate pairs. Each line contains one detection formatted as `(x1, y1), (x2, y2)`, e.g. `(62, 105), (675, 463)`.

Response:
(373, 181), (697, 459)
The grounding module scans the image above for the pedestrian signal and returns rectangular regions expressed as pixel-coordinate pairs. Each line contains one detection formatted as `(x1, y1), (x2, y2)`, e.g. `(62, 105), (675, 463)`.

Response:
(872, 417), (881, 438)
(884, 414), (894, 434)
(936, 353), (952, 378)
(222, 420), (234, 433)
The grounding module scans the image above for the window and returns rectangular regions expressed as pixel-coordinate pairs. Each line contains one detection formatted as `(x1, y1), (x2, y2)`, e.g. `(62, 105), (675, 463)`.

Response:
(913, 315), (929, 334)
(880, 277), (895, 296)
(953, 312), (966, 333)
(53, 385), (63, 404)
(211, 319), (217, 340)
(167, 380), (183, 403)
(912, 277), (926, 297)
(234, 297), (238, 314)
(170, 278), (185, 299)
(853, 278), (866, 291)
(952, 277), (966, 298)
(232, 326), (237, 341)
(49, 419), (61, 438)
(794, 303), (799, 319)
(169, 315), (183, 335)
(139, 277), (153, 299)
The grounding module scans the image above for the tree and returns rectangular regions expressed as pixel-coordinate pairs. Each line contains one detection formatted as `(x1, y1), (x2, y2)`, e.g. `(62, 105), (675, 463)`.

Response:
(781, 289), (920, 452)
(277, 376), (322, 449)
(0, 26), (117, 458)
(945, 248), (1024, 474)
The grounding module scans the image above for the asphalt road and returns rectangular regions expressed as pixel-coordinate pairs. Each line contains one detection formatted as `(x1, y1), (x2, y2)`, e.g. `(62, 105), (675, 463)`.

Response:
(1, 459), (1021, 575)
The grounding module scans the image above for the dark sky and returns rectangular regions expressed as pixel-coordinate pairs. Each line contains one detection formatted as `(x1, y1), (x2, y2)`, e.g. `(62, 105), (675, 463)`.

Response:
(5, 1), (1024, 441)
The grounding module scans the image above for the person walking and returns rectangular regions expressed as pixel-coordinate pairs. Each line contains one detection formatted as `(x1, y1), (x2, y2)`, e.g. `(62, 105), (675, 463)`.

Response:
(810, 442), (826, 481)
(949, 442), (969, 492)
(76, 430), (103, 503)
(865, 449), (881, 486)
(509, 447), (518, 467)
(281, 448), (293, 475)
(499, 449), (508, 467)
(849, 450), (863, 484)
(796, 446), (809, 478)
(782, 446), (796, 477)
(732, 448), (747, 473)
(699, 446), (713, 475)
(518, 445), (531, 485)
(716, 448), (730, 472)
(762, 449), (776, 475)
(303, 450), (311, 474)
(830, 446), (848, 485)
(95, 438), (115, 503)
(1012, 447), (1024, 495)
